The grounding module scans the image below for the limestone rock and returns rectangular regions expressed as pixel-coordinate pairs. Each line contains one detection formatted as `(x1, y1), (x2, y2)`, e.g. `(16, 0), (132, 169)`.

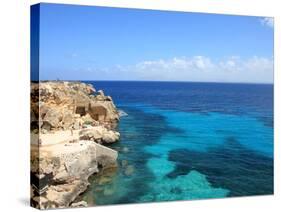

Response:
(79, 127), (103, 140)
(79, 126), (120, 144)
(44, 179), (89, 208)
(31, 81), (120, 131)
(43, 108), (62, 128)
(62, 111), (74, 129)
(30, 81), (121, 209)
(71, 201), (88, 207)
(31, 140), (118, 209)
(95, 143), (118, 168)
(102, 130), (120, 143)
(32, 196), (49, 209)
(73, 120), (80, 130)
(81, 113), (94, 124)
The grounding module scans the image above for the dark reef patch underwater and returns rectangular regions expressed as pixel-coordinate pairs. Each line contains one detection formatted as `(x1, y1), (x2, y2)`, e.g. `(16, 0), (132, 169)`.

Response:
(81, 81), (273, 205)
(167, 137), (273, 197)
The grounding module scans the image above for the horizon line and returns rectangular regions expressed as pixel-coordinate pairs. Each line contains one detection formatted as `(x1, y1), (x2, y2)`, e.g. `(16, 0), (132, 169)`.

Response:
(36, 79), (274, 85)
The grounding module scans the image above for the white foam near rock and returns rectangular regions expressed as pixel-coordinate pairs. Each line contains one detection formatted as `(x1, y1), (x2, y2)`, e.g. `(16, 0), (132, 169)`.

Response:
(118, 110), (128, 117)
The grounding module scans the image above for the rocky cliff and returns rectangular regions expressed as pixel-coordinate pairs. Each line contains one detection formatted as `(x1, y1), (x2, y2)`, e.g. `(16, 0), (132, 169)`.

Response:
(31, 81), (119, 131)
(30, 81), (120, 209)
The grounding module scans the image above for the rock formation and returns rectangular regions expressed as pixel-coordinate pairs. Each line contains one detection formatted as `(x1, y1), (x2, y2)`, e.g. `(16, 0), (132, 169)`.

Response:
(31, 81), (119, 131)
(79, 126), (120, 144)
(30, 81), (120, 209)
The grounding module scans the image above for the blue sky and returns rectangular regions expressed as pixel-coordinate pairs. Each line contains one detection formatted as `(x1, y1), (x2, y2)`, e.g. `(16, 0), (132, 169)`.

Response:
(33, 3), (274, 83)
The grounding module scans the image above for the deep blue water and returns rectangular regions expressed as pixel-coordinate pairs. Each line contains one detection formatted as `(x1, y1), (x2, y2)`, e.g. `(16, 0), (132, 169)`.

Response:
(82, 81), (273, 205)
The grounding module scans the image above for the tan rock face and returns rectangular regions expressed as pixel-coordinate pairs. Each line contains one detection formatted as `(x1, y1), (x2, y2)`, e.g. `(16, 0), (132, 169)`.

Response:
(30, 81), (121, 209)
(79, 126), (120, 144)
(31, 140), (118, 209)
(31, 81), (119, 131)
(71, 201), (88, 208)
(43, 107), (63, 128)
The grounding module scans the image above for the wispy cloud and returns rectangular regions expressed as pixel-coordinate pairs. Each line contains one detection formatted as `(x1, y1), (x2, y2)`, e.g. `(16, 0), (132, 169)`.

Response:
(107, 56), (274, 83)
(260, 17), (274, 28)
(49, 55), (273, 83)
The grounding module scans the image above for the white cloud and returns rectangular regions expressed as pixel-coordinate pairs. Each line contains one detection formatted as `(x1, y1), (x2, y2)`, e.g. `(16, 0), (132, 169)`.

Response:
(120, 56), (273, 83)
(260, 17), (274, 28)
(79, 56), (273, 83)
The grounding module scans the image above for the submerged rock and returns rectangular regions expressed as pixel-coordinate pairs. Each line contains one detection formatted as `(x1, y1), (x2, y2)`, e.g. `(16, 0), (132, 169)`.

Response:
(103, 188), (115, 196)
(122, 147), (129, 153)
(98, 176), (112, 185)
(121, 160), (128, 167)
(124, 165), (135, 176)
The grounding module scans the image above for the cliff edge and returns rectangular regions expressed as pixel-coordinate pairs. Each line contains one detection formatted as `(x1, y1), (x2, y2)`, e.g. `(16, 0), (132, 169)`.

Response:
(30, 81), (120, 209)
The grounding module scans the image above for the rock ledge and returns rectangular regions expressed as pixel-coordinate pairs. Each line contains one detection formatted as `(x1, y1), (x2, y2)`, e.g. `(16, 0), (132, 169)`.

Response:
(30, 81), (120, 209)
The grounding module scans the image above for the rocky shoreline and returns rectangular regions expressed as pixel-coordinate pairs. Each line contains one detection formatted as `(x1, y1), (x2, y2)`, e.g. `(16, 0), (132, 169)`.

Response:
(30, 81), (121, 209)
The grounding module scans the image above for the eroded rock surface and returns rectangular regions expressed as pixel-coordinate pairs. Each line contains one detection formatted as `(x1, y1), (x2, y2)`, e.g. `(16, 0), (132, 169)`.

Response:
(79, 126), (120, 144)
(30, 81), (120, 209)
(31, 81), (119, 131)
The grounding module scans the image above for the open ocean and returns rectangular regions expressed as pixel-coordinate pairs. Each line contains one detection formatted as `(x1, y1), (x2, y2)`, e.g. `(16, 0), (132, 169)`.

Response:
(82, 81), (273, 205)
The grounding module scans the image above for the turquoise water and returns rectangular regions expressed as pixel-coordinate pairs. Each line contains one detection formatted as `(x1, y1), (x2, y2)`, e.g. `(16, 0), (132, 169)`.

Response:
(82, 81), (273, 205)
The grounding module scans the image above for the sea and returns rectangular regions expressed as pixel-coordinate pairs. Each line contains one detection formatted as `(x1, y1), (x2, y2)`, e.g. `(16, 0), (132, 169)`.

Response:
(81, 81), (273, 205)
